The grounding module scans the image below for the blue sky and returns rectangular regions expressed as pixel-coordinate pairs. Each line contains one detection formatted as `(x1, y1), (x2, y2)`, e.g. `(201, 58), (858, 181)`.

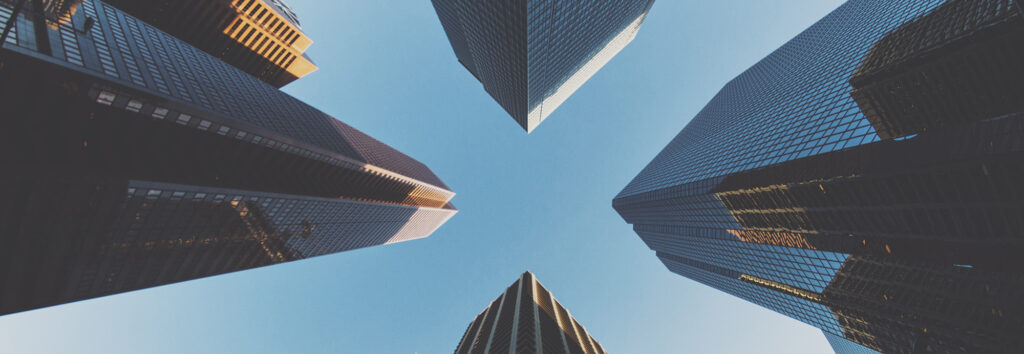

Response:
(0, 1), (846, 353)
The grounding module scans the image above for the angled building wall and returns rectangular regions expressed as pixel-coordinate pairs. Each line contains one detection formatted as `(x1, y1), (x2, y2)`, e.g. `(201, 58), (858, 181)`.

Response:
(0, 0), (455, 316)
(101, 0), (316, 87)
(454, 272), (605, 354)
(430, 0), (655, 132)
(614, 0), (1024, 352)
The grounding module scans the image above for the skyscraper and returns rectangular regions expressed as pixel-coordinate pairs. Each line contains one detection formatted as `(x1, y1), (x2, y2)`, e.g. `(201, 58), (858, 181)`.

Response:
(454, 272), (605, 354)
(825, 332), (881, 354)
(613, 0), (1023, 352)
(431, 0), (655, 132)
(0, 0), (454, 316)
(101, 0), (316, 87)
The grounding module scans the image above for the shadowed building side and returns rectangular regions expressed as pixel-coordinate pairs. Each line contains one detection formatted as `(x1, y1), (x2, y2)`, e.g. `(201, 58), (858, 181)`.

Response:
(2, 0), (451, 202)
(0, 0), (455, 316)
(849, 0), (1024, 139)
(0, 175), (451, 316)
(614, 0), (1024, 352)
(0, 0), (82, 29)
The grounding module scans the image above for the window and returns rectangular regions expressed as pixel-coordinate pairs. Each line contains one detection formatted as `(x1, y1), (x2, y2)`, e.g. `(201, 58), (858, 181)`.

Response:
(152, 107), (169, 119)
(126, 99), (143, 112)
(176, 114), (192, 125)
(198, 120), (212, 131)
(97, 91), (116, 105)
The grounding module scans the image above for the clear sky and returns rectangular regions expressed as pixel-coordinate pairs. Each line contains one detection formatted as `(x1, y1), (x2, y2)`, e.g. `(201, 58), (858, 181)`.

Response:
(0, 1), (847, 353)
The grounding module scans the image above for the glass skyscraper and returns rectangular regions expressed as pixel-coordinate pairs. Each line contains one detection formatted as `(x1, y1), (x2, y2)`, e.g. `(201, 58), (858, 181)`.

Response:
(825, 332), (882, 354)
(0, 0), (455, 316)
(430, 0), (655, 132)
(613, 0), (1023, 352)
(100, 0), (316, 87)
(454, 272), (605, 354)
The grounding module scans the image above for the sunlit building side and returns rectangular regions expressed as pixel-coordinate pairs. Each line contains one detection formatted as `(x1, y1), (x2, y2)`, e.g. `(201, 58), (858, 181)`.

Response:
(430, 0), (655, 133)
(101, 0), (315, 87)
(454, 272), (605, 354)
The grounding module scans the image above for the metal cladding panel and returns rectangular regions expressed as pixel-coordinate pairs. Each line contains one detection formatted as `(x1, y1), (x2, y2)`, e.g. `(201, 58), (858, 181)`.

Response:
(431, 0), (654, 132)
(614, 0), (1024, 352)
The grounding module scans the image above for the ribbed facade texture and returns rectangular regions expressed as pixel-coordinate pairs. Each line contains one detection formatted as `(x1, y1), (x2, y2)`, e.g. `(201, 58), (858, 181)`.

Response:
(100, 0), (316, 87)
(430, 0), (655, 132)
(0, 0), (454, 316)
(613, 0), (1023, 353)
(454, 272), (605, 354)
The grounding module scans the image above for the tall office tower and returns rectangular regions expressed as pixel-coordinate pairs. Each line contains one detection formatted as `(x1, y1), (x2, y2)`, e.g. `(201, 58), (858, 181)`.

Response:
(100, 0), (315, 87)
(0, 0), (455, 316)
(825, 332), (881, 354)
(430, 0), (655, 133)
(454, 272), (605, 354)
(613, 0), (1024, 352)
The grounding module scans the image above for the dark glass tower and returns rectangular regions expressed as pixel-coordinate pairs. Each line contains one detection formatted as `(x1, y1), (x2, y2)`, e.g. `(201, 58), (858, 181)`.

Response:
(430, 0), (655, 132)
(100, 0), (316, 87)
(613, 0), (1024, 352)
(825, 332), (881, 354)
(454, 272), (605, 354)
(0, 0), (455, 316)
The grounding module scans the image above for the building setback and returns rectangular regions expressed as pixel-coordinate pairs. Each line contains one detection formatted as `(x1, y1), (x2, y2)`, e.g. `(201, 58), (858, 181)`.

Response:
(0, 0), (454, 316)
(613, 0), (1024, 352)
(101, 0), (316, 87)
(430, 0), (655, 132)
(454, 272), (605, 354)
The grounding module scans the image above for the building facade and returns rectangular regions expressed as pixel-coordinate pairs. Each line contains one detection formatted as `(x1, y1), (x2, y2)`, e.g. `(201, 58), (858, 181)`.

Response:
(0, 0), (455, 316)
(431, 0), (655, 132)
(454, 272), (604, 354)
(100, 0), (315, 87)
(613, 0), (1023, 352)
(825, 332), (881, 354)
(823, 331), (880, 354)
